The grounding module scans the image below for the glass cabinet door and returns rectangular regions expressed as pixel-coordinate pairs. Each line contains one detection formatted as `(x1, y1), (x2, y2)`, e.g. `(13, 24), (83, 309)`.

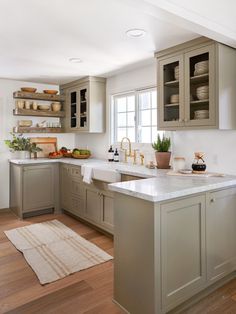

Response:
(78, 85), (89, 130)
(184, 45), (216, 126)
(158, 55), (184, 128)
(68, 89), (78, 129)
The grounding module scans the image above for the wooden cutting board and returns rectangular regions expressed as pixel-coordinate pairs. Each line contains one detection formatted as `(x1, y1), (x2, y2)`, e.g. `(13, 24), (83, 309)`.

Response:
(30, 137), (57, 158)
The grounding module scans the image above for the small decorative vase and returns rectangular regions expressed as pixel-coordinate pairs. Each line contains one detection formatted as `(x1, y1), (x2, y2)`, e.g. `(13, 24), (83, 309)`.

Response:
(13, 151), (30, 159)
(155, 152), (171, 169)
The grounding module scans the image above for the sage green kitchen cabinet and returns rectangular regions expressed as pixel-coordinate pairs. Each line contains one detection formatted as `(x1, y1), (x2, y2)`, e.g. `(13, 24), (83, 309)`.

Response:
(60, 76), (106, 133)
(83, 182), (114, 234)
(10, 163), (59, 218)
(206, 187), (236, 283)
(60, 164), (114, 234)
(60, 164), (84, 217)
(160, 195), (206, 312)
(113, 186), (236, 314)
(155, 37), (236, 130)
(100, 190), (114, 232)
(60, 164), (71, 211)
(84, 185), (102, 224)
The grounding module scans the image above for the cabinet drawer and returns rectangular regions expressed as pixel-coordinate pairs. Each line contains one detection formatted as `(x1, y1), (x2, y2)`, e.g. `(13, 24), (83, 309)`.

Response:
(71, 166), (81, 178)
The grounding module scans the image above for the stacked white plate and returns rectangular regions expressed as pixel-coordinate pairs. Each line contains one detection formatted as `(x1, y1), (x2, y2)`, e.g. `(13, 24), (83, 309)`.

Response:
(174, 65), (179, 80)
(194, 110), (209, 120)
(170, 94), (179, 104)
(194, 60), (209, 76)
(196, 85), (209, 100)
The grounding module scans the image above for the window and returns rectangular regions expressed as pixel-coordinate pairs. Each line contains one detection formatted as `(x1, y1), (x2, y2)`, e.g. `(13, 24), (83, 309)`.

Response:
(113, 88), (163, 143)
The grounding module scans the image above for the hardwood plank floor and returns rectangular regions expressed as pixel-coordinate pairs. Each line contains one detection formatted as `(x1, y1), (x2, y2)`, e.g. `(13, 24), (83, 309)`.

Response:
(0, 210), (122, 314)
(0, 210), (236, 314)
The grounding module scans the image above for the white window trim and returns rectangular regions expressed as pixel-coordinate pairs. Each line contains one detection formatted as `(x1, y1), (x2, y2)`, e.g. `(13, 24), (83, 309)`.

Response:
(111, 86), (159, 144)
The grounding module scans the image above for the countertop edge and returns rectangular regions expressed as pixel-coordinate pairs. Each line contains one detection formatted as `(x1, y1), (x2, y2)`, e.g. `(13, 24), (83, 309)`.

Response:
(108, 179), (236, 202)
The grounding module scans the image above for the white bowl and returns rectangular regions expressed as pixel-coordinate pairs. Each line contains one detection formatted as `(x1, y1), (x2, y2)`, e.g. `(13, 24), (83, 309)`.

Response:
(170, 94), (179, 103)
(195, 60), (209, 69)
(38, 105), (50, 111)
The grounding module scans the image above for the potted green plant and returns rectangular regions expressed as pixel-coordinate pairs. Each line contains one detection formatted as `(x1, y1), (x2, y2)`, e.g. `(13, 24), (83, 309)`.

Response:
(152, 134), (171, 169)
(5, 133), (41, 159)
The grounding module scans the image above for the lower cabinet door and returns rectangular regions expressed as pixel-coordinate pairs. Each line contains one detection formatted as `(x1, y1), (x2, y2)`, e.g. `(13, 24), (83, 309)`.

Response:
(60, 165), (71, 211)
(84, 186), (101, 224)
(206, 188), (236, 283)
(160, 195), (206, 312)
(23, 165), (54, 212)
(101, 191), (114, 233)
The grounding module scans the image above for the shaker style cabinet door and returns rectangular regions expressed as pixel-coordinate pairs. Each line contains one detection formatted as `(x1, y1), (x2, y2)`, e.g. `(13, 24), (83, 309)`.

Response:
(158, 54), (185, 129)
(206, 188), (236, 283)
(83, 186), (102, 224)
(184, 44), (216, 127)
(60, 165), (71, 211)
(160, 195), (206, 312)
(100, 191), (114, 232)
(23, 165), (54, 213)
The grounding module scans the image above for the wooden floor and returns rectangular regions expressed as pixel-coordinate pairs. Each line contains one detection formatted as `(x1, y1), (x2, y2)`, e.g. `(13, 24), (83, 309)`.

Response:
(0, 210), (236, 314)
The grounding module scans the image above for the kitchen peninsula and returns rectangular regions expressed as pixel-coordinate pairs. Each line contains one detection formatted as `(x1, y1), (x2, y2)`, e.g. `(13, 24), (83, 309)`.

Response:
(109, 174), (236, 313)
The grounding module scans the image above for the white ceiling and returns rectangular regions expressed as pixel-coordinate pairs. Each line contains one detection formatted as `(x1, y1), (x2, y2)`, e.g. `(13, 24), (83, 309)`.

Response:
(0, 0), (234, 85)
(0, 0), (198, 84)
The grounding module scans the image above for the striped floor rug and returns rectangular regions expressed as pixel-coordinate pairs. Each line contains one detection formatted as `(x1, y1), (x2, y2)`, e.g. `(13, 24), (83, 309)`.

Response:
(4, 220), (113, 285)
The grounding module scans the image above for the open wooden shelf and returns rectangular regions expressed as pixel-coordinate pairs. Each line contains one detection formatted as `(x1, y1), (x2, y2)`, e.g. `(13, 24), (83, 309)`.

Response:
(13, 108), (65, 118)
(13, 127), (63, 134)
(13, 91), (65, 102)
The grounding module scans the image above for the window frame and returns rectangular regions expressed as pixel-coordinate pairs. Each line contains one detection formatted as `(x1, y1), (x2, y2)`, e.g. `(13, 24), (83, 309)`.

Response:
(112, 87), (158, 144)
(113, 91), (137, 143)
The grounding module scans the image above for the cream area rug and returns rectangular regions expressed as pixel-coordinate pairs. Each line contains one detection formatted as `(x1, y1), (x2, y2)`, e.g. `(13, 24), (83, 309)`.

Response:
(4, 220), (113, 285)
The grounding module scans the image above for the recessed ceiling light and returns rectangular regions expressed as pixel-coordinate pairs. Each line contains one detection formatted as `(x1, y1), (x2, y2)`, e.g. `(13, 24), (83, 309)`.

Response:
(69, 58), (83, 63)
(126, 29), (146, 38)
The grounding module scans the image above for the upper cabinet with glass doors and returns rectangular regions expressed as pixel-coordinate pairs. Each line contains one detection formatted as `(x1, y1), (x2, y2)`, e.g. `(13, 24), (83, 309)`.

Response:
(60, 76), (106, 133)
(155, 37), (236, 130)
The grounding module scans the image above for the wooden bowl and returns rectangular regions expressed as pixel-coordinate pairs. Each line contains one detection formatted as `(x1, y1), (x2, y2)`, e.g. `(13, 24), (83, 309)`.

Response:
(63, 152), (72, 158)
(43, 90), (58, 95)
(72, 153), (91, 159)
(48, 155), (63, 159)
(21, 87), (37, 93)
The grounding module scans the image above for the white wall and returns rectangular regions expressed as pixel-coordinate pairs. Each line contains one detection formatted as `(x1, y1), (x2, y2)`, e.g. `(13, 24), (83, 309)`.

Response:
(172, 130), (236, 175)
(75, 61), (157, 159)
(0, 79), (75, 210)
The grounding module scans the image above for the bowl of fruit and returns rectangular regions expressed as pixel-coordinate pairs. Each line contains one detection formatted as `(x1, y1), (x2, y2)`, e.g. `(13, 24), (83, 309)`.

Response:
(48, 151), (63, 159)
(59, 147), (72, 158)
(72, 148), (91, 159)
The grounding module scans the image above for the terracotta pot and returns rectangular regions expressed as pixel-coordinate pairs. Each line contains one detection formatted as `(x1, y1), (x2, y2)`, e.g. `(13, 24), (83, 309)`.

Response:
(155, 152), (171, 169)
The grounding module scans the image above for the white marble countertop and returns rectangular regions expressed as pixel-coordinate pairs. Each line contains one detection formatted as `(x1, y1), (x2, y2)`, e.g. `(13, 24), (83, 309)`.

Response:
(109, 175), (236, 202)
(9, 158), (167, 178)
(10, 158), (236, 202)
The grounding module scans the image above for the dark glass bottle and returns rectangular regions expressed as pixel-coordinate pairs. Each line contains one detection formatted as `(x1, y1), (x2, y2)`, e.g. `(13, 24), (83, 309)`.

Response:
(108, 145), (114, 162)
(114, 148), (119, 162)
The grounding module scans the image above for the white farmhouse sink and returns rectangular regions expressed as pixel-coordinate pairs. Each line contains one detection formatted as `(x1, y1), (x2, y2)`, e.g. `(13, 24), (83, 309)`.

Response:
(81, 163), (121, 183)
(93, 166), (121, 183)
